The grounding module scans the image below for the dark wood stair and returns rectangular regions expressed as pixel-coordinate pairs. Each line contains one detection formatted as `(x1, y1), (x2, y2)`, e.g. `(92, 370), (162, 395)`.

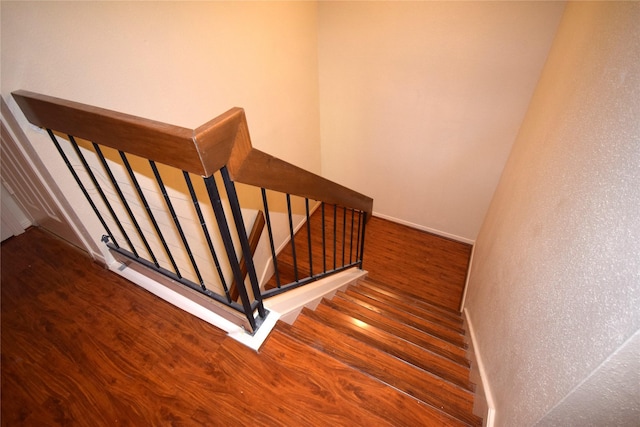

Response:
(2, 220), (479, 425)
(273, 277), (483, 426)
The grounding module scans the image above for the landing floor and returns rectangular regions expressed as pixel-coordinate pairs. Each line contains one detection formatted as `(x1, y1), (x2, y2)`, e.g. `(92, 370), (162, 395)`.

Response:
(1, 220), (472, 425)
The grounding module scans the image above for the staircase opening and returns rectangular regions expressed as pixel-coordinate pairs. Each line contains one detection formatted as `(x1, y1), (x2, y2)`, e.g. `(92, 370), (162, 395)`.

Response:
(12, 90), (373, 341)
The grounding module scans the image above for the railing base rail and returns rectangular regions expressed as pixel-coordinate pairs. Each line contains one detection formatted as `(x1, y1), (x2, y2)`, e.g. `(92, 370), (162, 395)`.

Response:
(108, 250), (279, 350)
(261, 261), (363, 299)
(109, 248), (257, 331)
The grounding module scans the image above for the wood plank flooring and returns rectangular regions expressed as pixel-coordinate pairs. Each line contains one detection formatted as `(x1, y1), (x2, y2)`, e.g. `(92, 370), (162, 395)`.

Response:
(363, 217), (472, 312)
(1, 218), (476, 426)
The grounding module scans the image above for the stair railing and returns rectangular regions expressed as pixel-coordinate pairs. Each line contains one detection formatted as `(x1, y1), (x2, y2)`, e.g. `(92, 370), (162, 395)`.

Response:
(12, 90), (373, 334)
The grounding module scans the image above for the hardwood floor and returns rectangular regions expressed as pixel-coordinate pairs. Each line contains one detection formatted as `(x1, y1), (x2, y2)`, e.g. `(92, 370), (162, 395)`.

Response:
(265, 212), (472, 313)
(1, 219), (477, 426)
(363, 217), (472, 312)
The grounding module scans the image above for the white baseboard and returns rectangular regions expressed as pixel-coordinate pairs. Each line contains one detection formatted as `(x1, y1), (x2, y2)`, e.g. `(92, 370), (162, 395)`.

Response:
(463, 308), (496, 427)
(108, 257), (279, 351)
(108, 253), (365, 351)
(372, 212), (475, 245)
(459, 244), (476, 312)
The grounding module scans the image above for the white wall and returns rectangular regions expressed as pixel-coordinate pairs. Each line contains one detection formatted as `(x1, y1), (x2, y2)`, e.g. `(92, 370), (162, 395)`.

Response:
(463, 2), (640, 425)
(1, 1), (321, 256)
(1, 182), (31, 241)
(317, 1), (565, 242)
(2, 2), (320, 165)
(3, 2), (568, 246)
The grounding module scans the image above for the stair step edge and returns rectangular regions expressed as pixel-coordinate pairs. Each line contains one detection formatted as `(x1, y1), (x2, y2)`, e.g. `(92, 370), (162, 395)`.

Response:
(346, 287), (465, 330)
(269, 326), (474, 427)
(309, 304), (475, 392)
(325, 296), (471, 368)
(339, 289), (469, 349)
(359, 278), (464, 321)
(280, 313), (481, 426)
(352, 284), (465, 331)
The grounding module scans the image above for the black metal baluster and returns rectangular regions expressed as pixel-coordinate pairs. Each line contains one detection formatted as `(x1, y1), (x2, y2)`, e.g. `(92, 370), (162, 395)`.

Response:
(342, 206), (347, 267)
(349, 208), (355, 264)
(183, 172), (231, 297)
(92, 144), (158, 266)
(262, 188), (281, 289)
(321, 202), (327, 273)
(359, 211), (368, 268)
(68, 135), (136, 254)
(305, 198), (313, 277)
(355, 210), (363, 262)
(119, 151), (177, 272)
(219, 168), (265, 320)
(333, 205), (338, 270)
(286, 194), (299, 282)
(150, 161), (205, 284)
(45, 130), (118, 247)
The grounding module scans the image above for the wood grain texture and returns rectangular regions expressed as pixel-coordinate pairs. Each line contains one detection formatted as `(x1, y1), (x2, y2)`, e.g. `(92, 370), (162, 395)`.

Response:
(359, 278), (464, 323)
(325, 295), (469, 366)
(351, 282), (466, 332)
(12, 90), (202, 175)
(234, 150), (373, 214)
(278, 314), (481, 426)
(309, 304), (473, 390)
(363, 216), (473, 312)
(12, 90), (373, 215)
(270, 214), (480, 424)
(2, 216), (479, 425)
(340, 288), (468, 348)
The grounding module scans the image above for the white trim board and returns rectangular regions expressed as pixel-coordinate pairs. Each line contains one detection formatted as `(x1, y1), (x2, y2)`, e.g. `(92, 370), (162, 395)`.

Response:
(459, 243), (476, 312)
(108, 258), (279, 351)
(109, 255), (365, 351)
(463, 307), (496, 427)
(264, 268), (367, 324)
(372, 211), (475, 245)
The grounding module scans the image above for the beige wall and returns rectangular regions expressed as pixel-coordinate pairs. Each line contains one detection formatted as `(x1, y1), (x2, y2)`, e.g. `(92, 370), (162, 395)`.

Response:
(3, 1), (567, 246)
(463, 2), (640, 425)
(317, 1), (565, 242)
(2, 2), (320, 168)
(1, 1), (321, 258)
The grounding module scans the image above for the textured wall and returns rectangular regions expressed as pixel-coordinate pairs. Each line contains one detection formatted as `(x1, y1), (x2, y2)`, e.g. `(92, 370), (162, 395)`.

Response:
(317, 2), (565, 242)
(463, 2), (640, 425)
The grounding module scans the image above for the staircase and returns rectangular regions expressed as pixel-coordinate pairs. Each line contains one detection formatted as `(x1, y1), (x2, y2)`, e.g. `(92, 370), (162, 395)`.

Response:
(273, 276), (482, 426)
(10, 90), (481, 424)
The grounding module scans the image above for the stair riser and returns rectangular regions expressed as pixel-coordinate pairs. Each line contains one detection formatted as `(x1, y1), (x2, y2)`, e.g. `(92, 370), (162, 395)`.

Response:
(310, 304), (474, 391)
(282, 313), (481, 426)
(359, 279), (464, 324)
(340, 290), (468, 348)
(350, 286), (465, 332)
(326, 296), (470, 367)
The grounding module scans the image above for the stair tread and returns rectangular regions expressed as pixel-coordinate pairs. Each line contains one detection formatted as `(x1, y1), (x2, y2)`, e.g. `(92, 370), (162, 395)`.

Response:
(353, 281), (465, 332)
(340, 289), (468, 348)
(279, 312), (482, 426)
(264, 327), (471, 426)
(310, 304), (474, 391)
(360, 277), (464, 323)
(214, 332), (392, 425)
(326, 295), (469, 366)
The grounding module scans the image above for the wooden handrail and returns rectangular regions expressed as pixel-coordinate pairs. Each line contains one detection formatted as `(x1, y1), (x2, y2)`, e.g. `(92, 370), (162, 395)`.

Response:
(13, 90), (373, 216)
